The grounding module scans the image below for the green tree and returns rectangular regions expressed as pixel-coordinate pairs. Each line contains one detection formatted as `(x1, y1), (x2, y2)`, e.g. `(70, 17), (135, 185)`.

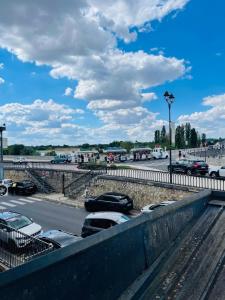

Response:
(154, 130), (160, 144)
(161, 125), (167, 144)
(201, 133), (206, 146)
(190, 128), (198, 147)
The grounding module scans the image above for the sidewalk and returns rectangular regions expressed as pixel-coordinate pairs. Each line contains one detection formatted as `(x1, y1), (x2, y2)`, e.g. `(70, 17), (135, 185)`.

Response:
(35, 193), (84, 208)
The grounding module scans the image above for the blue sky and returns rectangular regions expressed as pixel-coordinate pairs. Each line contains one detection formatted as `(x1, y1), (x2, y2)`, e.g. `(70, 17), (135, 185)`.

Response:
(0, 0), (224, 145)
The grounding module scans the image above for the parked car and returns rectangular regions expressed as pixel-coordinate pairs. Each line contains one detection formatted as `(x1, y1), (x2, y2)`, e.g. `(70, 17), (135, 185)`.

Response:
(141, 200), (176, 213)
(208, 166), (225, 178)
(0, 211), (42, 248)
(13, 180), (37, 195)
(84, 192), (133, 213)
(12, 157), (28, 165)
(0, 179), (13, 188)
(168, 159), (208, 175)
(51, 155), (72, 164)
(152, 148), (169, 159)
(38, 230), (82, 249)
(81, 212), (130, 237)
(0, 184), (7, 196)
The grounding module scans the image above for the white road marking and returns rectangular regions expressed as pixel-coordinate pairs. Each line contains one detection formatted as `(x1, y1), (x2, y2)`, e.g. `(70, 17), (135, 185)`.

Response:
(0, 201), (16, 207)
(18, 198), (34, 203)
(0, 205), (6, 210)
(10, 200), (26, 205)
(27, 197), (43, 202)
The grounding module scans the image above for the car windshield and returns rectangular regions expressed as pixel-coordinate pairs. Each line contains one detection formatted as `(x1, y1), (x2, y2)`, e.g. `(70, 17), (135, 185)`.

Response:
(7, 215), (32, 230)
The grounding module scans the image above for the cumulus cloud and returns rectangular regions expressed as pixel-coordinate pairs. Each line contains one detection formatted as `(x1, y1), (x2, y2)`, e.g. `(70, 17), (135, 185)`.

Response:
(178, 93), (225, 137)
(88, 0), (189, 42)
(64, 87), (73, 97)
(0, 0), (191, 144)
(0, 99), (85, 144)
(0, 77), (5, 85)
(0, 63), (4, 69)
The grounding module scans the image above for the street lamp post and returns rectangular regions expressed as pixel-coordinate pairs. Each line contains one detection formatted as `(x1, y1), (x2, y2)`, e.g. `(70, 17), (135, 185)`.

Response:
(164, 92), (175, 184)
(0, 124), (6, 180)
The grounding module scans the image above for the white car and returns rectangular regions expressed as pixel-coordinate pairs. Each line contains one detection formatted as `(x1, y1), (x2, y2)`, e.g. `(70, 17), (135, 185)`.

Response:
(141, 200), (176, 213)
(81, 212), (130, 237)
(0, 179), (13, 188)
(12, 157), (27, 164)
(152, 148), (169, 159)
(0, 211), (42, 248)
(208, 166), (225, 178)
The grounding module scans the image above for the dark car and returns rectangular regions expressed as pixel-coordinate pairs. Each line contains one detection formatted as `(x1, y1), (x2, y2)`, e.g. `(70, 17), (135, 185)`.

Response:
(51, 155), (72, 164)
(13, 180), (37, 195)
(84, 192), (133, 213)
(38, 230), (82, 249)
(168, 159), (208, 175)
(81, 212), (130, 237)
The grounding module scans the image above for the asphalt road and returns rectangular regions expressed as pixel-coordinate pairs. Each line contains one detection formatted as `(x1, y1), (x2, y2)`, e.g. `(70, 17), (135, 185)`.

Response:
(0, 195), (88, 236)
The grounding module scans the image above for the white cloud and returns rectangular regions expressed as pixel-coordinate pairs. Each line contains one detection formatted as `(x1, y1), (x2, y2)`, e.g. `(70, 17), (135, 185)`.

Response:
(0, 77), (5, 84)
(96, 107), (158, 125)
(0, 63), (4, 69)
(88, 0), (189, 42)
(0, 0), (191, 144)
(64, 87), (73, 97)
(178, 93), (225, 137)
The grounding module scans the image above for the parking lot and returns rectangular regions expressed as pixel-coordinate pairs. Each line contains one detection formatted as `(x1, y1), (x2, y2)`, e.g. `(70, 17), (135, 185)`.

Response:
(0, 195), (88, 236)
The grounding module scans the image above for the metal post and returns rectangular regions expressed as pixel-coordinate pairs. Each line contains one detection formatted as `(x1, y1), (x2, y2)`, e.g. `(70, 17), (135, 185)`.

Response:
(62, 173), (65, 196)
(205, 146), (207, 162)
(0, 125), (6, 180)
(168, 103), (172, 184)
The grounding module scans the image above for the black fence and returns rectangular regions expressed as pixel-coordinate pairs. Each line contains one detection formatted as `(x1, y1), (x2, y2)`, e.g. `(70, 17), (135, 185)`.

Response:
(64, 169), (107, 197)
(106, 168), (225, 191)
(0, 223), (53, 269)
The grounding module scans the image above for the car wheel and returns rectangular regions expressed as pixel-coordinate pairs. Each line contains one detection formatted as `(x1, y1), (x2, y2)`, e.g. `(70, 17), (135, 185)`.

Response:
(210, 172), (217, 178)
(186, 169), (192, 176)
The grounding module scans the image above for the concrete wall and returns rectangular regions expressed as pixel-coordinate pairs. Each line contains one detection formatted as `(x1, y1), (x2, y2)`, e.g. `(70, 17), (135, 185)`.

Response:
(0, 190), (211, 300)
(4, 169), (83, 193)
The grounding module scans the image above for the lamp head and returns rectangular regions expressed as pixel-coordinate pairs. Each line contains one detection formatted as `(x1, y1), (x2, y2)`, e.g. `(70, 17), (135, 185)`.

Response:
(164, 91), (170, 98)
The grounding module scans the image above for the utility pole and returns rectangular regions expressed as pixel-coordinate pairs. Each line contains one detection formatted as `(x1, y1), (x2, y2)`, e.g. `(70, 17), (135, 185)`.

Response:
(0, 124), (6, 180)
(164, 92), (175, 184)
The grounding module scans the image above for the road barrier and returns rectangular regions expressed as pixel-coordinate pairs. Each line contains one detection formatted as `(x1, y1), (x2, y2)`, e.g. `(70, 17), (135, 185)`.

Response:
(4, 161), (225, 192)
(0, 190), (212, 300)
(106, 168), (225, 191)
(0, 223), (52, 269)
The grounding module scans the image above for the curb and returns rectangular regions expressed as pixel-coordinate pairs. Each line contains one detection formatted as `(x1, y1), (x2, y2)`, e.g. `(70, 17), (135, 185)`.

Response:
(35, 193), (84, 209)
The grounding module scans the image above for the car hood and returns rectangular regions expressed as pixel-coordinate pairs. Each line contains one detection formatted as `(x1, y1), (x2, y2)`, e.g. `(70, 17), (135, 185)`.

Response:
(18, 223), (42, 236)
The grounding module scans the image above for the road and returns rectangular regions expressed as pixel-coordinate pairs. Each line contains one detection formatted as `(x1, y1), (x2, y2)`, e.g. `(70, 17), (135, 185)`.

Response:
(0, 195), (88, 236)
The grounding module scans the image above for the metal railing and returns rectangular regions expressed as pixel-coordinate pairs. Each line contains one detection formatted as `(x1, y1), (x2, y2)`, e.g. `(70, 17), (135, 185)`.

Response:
(106, 168), (225, 191)
(64, 169), (107, 197)
(0, 223), (53, 269)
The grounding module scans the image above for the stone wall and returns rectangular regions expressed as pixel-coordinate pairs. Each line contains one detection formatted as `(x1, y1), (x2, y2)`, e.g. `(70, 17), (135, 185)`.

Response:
(4, 170), (29, 182)
(82, 178), (194, 210)
(4, 169), (83, 193)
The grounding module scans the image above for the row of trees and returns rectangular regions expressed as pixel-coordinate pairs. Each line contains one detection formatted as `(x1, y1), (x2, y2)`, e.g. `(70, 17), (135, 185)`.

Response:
(154, 123), (207, 149)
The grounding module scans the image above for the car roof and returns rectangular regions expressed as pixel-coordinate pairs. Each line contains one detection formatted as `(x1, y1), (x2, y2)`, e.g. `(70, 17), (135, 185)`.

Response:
(0, 211), (20, 220)
(86, 212), (129, 223)
(39, 230), (82, 247)
(103, 192), (128, 197)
